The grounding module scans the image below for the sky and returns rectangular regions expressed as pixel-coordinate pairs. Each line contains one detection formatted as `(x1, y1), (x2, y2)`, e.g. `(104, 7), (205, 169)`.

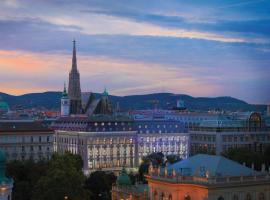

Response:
(0, 0), (269, 104)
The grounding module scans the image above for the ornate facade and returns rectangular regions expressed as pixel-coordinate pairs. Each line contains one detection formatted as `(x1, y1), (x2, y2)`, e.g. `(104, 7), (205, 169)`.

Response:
(53, 117), (189, 173)
(146, 154), (270, 200)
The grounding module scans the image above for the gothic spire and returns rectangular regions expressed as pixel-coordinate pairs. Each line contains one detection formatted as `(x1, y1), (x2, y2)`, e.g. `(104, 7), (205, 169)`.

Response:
(72, 39), (77, 71)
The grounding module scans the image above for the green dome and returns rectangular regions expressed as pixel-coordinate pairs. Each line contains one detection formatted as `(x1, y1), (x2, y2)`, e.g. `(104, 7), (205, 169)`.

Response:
(0, 98), (9, 111)
(117, 168), (131, 186)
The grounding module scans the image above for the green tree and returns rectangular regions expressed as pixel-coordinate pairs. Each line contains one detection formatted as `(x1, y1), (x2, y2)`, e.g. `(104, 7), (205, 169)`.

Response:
(32, 152), (90, 200)
(84, 171), (116, 200)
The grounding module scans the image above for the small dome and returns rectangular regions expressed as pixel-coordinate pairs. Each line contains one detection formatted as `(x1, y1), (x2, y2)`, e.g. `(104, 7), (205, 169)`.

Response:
(0, 97), (9, 111)
(117, 168), (131, 186)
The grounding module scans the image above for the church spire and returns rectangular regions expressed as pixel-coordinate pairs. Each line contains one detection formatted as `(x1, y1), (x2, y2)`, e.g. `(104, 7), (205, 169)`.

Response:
(72, 39), (77, 71)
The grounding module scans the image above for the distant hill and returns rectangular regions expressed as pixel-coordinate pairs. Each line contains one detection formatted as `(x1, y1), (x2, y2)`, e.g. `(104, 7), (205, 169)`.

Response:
(0, 92), (266, 112)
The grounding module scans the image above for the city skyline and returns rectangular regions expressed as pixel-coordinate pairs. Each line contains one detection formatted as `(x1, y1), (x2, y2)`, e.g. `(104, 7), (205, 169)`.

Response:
(0, 0), (269, 104)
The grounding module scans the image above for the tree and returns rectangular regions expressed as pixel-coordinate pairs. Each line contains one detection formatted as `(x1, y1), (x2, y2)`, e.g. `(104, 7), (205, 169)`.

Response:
(138, 152), (165, 182)
(32, 152), (90, 200)
(84, 171), (116, 200)
(222, 147), (270, 170)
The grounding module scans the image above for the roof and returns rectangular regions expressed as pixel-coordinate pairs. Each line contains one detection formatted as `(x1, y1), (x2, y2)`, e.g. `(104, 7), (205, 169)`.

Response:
(199, 115), (244, 128)
(0, 121), (53, 132)
(117, 168), (132, 185)
(168, 154), (259, 177)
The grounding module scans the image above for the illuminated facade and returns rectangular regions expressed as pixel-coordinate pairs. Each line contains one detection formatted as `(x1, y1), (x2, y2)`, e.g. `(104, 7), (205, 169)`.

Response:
(146, 154), (270, 200)
(53, 117), (189, 172)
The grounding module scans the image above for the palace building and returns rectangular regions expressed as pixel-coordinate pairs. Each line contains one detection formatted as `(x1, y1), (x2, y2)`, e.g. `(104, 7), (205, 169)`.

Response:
(145, 154), (270, 200)
(53, 117), (188, 173)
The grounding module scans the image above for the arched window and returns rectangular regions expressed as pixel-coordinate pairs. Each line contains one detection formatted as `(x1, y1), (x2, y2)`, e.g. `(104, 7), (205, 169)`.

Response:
(169, 194), (172, 200)
(233, 194), (239, 200)
(246, 193), (252, 200)
(249, 112), (261, 131)
(259, 193), (265, 200)
(184, 195), (191, 200)
(218, 196), (224, 200)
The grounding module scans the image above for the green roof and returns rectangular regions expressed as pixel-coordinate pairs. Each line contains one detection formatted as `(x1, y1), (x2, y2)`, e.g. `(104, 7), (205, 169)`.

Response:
(62, 83), (68, 98)
(117, 168), (132, 186)
(102, 88), (109, 96)
(0, 97), (9, 110)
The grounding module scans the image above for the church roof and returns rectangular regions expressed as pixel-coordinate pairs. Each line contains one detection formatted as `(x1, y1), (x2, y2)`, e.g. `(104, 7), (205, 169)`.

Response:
(168, 154), (259, 177)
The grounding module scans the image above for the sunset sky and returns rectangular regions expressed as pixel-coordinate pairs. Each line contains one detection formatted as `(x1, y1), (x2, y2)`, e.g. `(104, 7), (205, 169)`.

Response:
(0, 0), (269, 104)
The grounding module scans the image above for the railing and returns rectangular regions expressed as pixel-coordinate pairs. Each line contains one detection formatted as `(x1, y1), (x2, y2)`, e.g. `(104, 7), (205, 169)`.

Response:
(147, 171), (270, 185)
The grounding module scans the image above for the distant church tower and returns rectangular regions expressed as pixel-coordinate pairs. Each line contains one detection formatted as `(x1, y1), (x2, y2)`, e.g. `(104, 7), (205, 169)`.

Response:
(68, 40), (82, 114)
(61, 84), (70, 116)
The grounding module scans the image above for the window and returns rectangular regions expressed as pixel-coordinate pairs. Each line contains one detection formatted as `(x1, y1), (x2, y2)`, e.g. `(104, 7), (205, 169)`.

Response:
(233, 195), (239, 200)
(218, 197), (224, 200)
(39, 136), (42, 142)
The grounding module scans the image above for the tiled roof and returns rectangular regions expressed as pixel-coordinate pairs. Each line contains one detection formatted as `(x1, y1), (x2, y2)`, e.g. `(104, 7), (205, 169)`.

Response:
(168, 154), (260, 177)
(0, 121), (52, 132)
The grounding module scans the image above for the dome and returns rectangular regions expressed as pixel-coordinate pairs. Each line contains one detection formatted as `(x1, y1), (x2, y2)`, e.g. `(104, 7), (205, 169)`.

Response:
(116, 168), (131, 186)
(0, 98), (9, 111)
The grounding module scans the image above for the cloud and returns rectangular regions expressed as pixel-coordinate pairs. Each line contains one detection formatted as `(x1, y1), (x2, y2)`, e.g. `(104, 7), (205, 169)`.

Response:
(0, 49), (269, 104)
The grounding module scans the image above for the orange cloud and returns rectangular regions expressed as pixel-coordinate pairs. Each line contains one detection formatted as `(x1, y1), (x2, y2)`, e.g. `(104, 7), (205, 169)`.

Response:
(0, 49), (220, 96)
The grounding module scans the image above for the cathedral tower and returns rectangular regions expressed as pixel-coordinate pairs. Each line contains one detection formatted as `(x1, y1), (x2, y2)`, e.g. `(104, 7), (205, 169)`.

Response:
(68, 40), (82, 114)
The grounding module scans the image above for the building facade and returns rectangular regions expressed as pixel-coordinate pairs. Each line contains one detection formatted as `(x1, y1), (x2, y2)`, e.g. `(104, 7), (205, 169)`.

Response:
(189, 112), (270, 155)
(0, 120), (54, 161)
(53, 117), (189, 172)
(146, 154), (270, 200)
